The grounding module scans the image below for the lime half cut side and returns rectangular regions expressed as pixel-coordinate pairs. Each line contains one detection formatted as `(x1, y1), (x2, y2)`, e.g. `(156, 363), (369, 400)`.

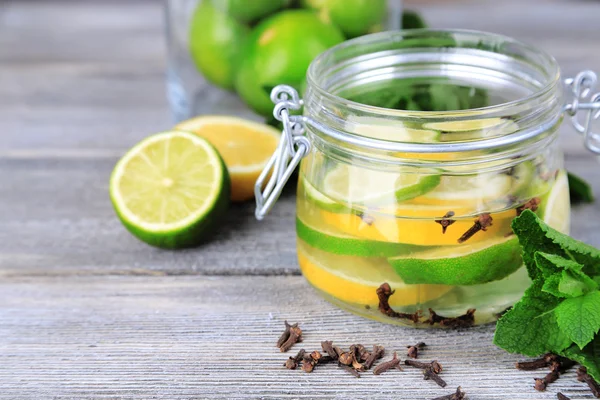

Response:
(388, 236), (523, 285)
(110, 131), (230, 249)
(321, 164), (441, 207)
(541, 170), (570, 234)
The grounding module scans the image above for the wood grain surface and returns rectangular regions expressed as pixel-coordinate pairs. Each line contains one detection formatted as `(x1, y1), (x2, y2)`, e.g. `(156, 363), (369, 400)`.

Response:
(1, 0), (599, 399)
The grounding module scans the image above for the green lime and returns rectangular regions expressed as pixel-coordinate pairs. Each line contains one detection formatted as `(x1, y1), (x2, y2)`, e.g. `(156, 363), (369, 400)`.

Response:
(540, 170), (570, 234)
(320, 164), (441, 207)
(297, 217), (429, 257)
(189, 0), (249, 90)
(222, 0), (289, 23)
(301, 176), (347, 213)
(110, 131), (230, 249)
(302, 0), (387, 38)
(388, 236), (523, 285)
(235, 9), (344, 116)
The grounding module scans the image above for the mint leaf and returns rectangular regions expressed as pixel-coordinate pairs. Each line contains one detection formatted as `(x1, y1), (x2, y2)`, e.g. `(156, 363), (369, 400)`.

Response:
(494, 279), (572, 356)
(512, 210), (600, 279)
(555, 291), (600, 349)
(542, 273), (564, 297)
(568, 171), (595, 204)
(535, 252), (597, 297)
(560, 336), (600, 385)
(559, 270), (598, 297)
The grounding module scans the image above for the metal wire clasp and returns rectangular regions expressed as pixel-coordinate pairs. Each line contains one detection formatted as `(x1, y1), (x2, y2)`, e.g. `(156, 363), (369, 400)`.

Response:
(564, 70), (600, 154)
(254, 85), (310, 220)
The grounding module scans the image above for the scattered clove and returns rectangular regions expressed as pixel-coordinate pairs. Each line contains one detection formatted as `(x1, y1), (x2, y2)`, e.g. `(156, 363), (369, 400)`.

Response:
(279, 323), (303, 352)
(405, 359), (443, 374)
(407, 342), (426, 359)
(363, 345), (385, 370)
(321, 340), (339, 360)
(339, 364), (361, 378)
(350, 344), (367, 361)
(376, 283), (421, 322)
(338, 351), (355, 366)
(424, 365), (447, 388)
(577, 367), (600, 398)
(534, 361), (561, 391)
(557, 393), (571, 400)
(425, 308), (476, 328)
(301, 350), (332, 373)
(516, 197), (541, 216)
(431, 386), (466, 400)
(435, 211), (456, 234)
(516, 353), (558, 370)
(457, 213), (493, 243)
(373, 351), (401, 375)
(276, 321), (293, 348)
(284, 349), (306, 370)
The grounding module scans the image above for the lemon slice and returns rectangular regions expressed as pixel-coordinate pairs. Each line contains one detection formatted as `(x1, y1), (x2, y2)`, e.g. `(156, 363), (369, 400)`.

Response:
(321, 164), (441, 207)
(175, 116), (280, 202)
(541, 170), (570, 234)
(298, 240), (452, 306)
(110, 131), (230, 249)
(387, 236), (523, 285)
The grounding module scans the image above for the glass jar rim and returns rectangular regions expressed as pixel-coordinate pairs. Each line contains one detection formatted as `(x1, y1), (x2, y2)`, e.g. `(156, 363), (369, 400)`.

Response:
(306, 28), (561, 119)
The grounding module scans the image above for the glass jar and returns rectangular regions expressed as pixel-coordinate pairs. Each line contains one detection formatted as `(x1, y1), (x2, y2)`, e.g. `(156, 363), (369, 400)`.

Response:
(255, 30), (600, 327)
(164, 0), (403, 122)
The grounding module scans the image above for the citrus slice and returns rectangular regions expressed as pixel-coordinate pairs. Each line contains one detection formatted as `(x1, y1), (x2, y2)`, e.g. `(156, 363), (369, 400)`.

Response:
(297, 240), (452, 306)
(423, 117), (506, 132)
(387, 236), (523, 285)
(110, 131), (230, 249)
(346, 116), (441, 143)
(409, 173), (513, 207)
(175, 116), (280, 202)
(301, 176), (347, 213)
(297, 217), (429, 257)
(321, 164), (441, 207)
(541, 170), (570, 234)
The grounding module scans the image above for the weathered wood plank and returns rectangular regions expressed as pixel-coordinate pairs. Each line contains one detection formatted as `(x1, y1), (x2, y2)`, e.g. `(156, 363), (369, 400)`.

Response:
(0, 275), (596, 399)
(0, 156), (597, 277)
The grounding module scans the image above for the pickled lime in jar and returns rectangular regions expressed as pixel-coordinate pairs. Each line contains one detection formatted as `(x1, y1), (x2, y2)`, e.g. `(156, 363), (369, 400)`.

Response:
(255, 30), (581, 327)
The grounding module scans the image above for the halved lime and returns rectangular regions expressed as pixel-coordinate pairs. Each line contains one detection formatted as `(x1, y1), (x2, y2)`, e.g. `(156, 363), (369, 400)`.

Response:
(541, 170), (570, 234)
(297, 217), (429, 257)
(321, 164), (441, 207)
(388, 236), (523, 285)
(110, 131), (230, 249)
(297, 240), (452, 306)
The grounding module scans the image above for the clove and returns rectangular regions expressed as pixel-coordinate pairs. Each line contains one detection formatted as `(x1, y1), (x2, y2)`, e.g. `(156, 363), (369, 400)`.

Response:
(339, 364), (361, 378)
(284, 349), (306, 370)
(431, 386), (466, 400)
(425, 308), (476, 328)
(516, 197), (541, 216)
(376, 283), (421, 322)
(338, 351), (355, 366)
(363, 344), (385, 370)
(279, 323), (303, 352)
(457, 213), (493, 243)
(516, 353), (558, 370)
(577, 367), (600, 398)
(534, 361), (561, 391)
(373, 351), (401, 375)
(276, 321), (294, 348)
(407, 342), (426, 359)
(424, 365), (447, 388)
(301, 350), (332, 373)
(435, 211), (456, 234)
(405, 359), (443, 374)
(321, 340), (339, 360)
(557, 393), (571, 400)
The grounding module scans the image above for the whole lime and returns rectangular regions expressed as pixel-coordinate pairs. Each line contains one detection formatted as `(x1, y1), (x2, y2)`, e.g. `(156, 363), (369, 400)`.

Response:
(302, 0), (387, 38)
(189, 0), (249, 90)
(235, 10), (344, 116)
(222, 0), (289, 23)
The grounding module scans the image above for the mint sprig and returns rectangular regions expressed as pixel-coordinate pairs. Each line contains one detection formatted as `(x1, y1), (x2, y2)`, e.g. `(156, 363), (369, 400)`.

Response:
(494, 210), (600, 385)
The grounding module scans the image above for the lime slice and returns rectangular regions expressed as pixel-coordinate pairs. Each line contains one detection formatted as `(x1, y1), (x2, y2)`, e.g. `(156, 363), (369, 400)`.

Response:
(346, 116), (441, 143)
(297, 217), (429, 257)
(388, 236), (523, 285)
(110, 131), (230, 249)
(423, 117), (506, 132)
(321, 164), (441, 206)
(412, 173), (513, 207)
(298, 240), (452, 306)
(301, 177), (347, 213)
(541, 170), (570, 234)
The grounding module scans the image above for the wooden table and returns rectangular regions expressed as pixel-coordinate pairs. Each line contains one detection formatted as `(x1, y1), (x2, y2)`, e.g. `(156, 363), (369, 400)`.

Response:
(1, 0), (599, 398)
